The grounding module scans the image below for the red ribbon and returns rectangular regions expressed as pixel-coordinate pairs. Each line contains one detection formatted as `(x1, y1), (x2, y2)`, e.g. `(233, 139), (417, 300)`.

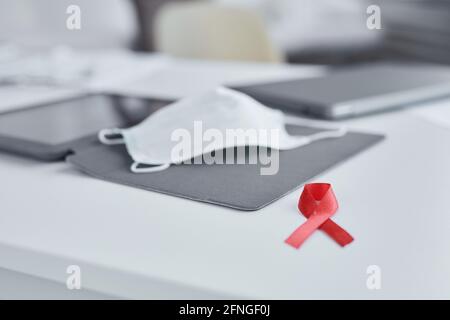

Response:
(285, 183), (354, 249)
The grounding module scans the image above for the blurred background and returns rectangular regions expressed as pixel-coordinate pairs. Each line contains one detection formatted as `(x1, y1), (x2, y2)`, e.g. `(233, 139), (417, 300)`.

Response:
(0, 0), (449, 68)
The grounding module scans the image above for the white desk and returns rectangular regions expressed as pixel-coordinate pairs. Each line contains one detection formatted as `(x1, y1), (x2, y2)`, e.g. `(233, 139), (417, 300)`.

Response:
(1, 56), (450, 299)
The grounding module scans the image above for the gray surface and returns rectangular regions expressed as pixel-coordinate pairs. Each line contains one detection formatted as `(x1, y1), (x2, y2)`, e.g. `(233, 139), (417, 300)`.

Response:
(67, 126), (383, 211)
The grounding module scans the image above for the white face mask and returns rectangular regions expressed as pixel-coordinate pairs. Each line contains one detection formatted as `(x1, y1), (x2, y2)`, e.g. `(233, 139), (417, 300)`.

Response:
(98, 87), (346, 173)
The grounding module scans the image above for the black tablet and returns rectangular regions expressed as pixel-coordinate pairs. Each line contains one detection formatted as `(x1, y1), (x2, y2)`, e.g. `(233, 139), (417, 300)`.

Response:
(0, 94), (170, 161)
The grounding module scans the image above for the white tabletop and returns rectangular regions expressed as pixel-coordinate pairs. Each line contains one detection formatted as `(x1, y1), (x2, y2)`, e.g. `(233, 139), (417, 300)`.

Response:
(1, 55), (450, 299)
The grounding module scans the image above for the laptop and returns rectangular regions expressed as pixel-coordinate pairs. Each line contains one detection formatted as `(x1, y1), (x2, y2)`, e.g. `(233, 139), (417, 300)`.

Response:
(234, 63), (450, 119)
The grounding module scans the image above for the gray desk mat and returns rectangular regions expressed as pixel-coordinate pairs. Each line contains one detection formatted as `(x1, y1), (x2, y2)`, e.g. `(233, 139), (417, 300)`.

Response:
(67, 126), (384, 211)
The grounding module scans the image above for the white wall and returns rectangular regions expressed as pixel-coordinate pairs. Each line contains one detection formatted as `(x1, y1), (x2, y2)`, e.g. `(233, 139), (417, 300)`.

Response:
(0, 0), (138, 49)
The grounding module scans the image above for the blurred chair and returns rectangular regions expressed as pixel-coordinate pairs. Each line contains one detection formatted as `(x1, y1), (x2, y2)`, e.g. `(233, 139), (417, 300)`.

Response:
(153, 1), (283, 63)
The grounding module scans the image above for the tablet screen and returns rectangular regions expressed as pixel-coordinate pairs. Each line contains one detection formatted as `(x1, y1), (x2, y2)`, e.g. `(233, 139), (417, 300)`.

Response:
(0, 94), (165, 145)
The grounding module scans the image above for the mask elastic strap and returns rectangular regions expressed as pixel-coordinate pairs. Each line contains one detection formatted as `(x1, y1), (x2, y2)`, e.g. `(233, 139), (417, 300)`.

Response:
(98, 128), (125, 145)
(131, 162), (171, 173)
(284, 117), (347, 142)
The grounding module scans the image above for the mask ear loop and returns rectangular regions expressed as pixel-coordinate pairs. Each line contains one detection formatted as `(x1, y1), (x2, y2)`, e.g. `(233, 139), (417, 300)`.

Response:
(98, 129), (170, 173)
(284, 117), (347, 142)
(98, 128), (125, 145)
(131, 162), (170, 173)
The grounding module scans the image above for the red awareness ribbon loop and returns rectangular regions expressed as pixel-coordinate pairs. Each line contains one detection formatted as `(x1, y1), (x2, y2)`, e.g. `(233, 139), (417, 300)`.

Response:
(285, 183), (354, 249)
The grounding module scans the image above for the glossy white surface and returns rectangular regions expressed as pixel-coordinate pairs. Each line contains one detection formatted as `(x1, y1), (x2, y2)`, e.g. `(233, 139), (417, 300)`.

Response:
(1, 56), (450, 299)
